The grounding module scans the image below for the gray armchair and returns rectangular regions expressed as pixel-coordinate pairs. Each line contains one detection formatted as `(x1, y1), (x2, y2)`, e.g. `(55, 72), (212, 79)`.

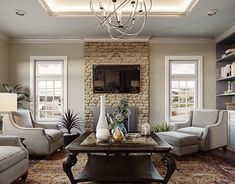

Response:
(173, 109), (228, 151)
(0, 136), (28, 184)
(2, 110), (63, 156)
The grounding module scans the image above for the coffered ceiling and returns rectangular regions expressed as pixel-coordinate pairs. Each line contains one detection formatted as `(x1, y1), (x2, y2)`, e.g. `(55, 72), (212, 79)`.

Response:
(0, 0), (235, 39)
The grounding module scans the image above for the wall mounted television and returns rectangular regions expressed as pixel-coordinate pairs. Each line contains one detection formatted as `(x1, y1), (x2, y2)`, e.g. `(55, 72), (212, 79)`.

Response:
(93, 64), (140, 93)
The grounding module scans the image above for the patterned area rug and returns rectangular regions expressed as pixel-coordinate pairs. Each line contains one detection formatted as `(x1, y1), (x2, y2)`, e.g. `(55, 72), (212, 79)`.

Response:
(13, 150), (235, 184)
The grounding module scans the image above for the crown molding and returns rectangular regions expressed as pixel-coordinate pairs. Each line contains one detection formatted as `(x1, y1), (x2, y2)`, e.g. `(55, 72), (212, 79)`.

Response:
(84, 36), (151, 42)
(215, 25), (235, 43)
(0, 32), (10, 42)
(149, 37), (214, 44)
(10, 36), (215, 44)
(11, 38), (84, 44)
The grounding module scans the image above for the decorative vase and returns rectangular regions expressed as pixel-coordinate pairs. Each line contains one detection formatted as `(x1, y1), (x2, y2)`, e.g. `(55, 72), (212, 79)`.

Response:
(113, 123), (127, 136)
(96, 95), (109, 132)
(96, 128), (110, 142)
(112, 127), (124, 142)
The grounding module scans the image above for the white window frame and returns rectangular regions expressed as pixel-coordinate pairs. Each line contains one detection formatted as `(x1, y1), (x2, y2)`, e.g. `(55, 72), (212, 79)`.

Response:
(165, 56), (203, 123)
(30, 56), (68, 121)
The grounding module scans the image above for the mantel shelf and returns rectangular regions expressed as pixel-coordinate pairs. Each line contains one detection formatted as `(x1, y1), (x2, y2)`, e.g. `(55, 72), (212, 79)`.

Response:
(217, 76), (235, 81)
(217, 52), (235, 62)
(217, 93), (235, 97)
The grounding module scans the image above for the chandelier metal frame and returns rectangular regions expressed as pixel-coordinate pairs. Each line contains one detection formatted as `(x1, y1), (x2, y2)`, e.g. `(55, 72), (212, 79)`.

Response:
(90, 0), (152, 39)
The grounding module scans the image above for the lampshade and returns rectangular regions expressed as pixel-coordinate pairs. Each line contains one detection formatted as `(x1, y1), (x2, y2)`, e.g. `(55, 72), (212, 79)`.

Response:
(0, 93), (17, 112)
(94, 80), (105, 87)
(131, 80), (140, 87)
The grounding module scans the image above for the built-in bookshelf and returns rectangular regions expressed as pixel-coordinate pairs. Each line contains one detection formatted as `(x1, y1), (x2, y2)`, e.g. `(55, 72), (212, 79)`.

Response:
(216, 32), (235, 110)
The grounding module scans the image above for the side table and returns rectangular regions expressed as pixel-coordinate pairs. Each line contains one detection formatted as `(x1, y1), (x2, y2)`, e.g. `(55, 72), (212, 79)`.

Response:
(20, 138), (27, 148)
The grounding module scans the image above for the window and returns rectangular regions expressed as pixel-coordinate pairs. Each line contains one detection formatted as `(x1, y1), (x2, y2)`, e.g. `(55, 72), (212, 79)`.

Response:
(30, 56), (67, 121)
(165, 56), (203, 122)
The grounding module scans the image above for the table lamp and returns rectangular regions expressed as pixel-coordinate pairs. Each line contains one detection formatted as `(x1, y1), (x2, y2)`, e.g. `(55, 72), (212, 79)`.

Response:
(0, 93), (17, 132)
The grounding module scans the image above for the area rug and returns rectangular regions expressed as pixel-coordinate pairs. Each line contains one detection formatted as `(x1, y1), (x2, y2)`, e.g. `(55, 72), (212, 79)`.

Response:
(13, 150), (235, 184)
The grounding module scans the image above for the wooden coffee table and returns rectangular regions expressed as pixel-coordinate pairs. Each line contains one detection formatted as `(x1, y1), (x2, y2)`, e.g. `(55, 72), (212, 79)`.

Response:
(63, 131), (176, 184)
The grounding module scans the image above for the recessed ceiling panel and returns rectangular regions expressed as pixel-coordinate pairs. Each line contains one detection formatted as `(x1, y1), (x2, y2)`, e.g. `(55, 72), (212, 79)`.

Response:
(38, 0), (199, 16)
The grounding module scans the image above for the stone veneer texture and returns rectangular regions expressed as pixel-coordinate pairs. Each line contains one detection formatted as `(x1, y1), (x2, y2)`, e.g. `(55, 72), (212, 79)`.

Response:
(84, 42), (149, 130)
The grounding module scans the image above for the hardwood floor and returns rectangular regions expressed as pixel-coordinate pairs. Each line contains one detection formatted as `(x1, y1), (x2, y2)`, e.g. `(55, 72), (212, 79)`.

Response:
(207, 147), (235, 164)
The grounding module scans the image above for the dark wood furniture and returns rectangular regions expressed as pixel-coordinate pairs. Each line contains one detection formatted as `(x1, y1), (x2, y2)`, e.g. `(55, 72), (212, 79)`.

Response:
(63, 132), (176, 184)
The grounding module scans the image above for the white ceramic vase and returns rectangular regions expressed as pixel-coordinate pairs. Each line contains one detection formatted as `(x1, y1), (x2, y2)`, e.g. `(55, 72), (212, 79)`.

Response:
(96, 96), (109, 132)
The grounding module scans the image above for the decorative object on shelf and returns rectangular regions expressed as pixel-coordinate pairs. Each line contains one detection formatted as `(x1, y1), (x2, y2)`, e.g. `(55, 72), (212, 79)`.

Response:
(225, 81), (233, 93)
(2, 84), (30, 110)
(96, 96), (110, 139)
(96, 128), (110, 142)
(225, 103), (235, 110)
(141, 123), (150, 135)
(112, 126), (125, 142)
(90, 0), (152, 39)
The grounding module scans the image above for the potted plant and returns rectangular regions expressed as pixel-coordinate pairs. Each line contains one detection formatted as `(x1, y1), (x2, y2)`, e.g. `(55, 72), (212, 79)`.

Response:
(151, 122), (172, 133)
(109, 98), (130, 135)
(58, 109), (84, 146)
(2, 84), (30, 109)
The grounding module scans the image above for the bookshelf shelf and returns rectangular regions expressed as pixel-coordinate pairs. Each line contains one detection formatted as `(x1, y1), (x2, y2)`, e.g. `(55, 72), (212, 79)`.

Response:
(217, 76), (235, 81)
(217, 93), (235, 97)
(217, 52), (235, 62)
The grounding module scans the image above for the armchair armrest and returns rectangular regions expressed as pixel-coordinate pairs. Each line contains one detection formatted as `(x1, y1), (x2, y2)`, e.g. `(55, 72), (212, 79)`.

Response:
(34, 121), (59, 129)
(173, 111), (193, 131)
(29, 111), (59, 129)
(0, 136), (23, 147)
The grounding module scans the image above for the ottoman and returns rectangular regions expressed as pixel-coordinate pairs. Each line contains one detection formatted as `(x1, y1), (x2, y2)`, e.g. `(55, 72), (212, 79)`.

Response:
(157, 131), (200, 156)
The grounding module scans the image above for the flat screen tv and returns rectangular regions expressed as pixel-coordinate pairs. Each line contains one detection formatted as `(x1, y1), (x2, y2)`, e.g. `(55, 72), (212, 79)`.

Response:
(93, 64), (140, 93)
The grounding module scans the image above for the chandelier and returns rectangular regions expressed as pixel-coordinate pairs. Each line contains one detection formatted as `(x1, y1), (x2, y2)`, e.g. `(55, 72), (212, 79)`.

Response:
(90, 0), (152, 39)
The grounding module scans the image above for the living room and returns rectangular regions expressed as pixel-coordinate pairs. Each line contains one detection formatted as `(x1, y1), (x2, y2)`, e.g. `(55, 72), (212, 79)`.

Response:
(0, 0), (235, 183)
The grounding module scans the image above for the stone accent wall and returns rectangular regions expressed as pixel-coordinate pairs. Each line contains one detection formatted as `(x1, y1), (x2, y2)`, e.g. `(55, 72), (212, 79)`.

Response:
(84, 42), (149, 130)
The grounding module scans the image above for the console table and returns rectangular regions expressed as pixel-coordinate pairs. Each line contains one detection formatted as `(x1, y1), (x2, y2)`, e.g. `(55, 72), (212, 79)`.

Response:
(63, 131), (176, 184)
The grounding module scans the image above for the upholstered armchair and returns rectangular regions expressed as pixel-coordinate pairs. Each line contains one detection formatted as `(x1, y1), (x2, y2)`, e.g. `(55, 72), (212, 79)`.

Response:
(2, 110), (64, 156)
(0, 136), (28, 184)
(173, 109), (228, 151)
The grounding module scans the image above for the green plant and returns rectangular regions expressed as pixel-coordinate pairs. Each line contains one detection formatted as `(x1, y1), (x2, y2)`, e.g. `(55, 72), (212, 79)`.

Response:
(58, 109), (83, 134)
(151, 122), (171, 132)
(2, 84), (30, 109)
(113, 98), (129, 123)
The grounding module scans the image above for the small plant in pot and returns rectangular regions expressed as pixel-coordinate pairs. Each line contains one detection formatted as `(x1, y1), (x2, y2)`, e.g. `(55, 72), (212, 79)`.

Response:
(58, 109), (84, 146)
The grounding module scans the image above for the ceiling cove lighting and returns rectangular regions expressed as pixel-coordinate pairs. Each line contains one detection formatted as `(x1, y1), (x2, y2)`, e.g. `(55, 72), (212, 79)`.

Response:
(38, 0), (200, 38)
(90, 0), (152, 39)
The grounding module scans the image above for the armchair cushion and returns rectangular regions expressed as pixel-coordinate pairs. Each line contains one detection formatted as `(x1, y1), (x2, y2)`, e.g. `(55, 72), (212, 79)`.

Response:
(12, 110), (33, 128)
(0, 146), (27, 172)
(45, 129), (63, 142)
(192, 110), (219, 128)
(176, 127), (205, 138)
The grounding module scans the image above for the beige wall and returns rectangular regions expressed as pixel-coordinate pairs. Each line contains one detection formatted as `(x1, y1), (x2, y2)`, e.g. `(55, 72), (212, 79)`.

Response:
(8, 41), (216, 124)
(9, 43), (85, 116)
(0, 39), (9, 90)
(149, 42), (216, 123)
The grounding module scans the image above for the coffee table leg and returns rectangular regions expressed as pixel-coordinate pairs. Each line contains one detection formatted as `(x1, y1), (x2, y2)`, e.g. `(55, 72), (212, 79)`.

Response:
(63, 152), (78, 184)
(161, 153), (176, 184)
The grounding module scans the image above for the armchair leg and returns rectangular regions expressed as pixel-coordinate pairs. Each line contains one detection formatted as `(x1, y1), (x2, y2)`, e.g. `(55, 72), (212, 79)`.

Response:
(21, 171), (28, 181)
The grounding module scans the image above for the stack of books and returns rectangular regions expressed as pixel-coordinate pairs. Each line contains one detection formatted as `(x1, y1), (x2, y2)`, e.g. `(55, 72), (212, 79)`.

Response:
(220, 63), (235, 78)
